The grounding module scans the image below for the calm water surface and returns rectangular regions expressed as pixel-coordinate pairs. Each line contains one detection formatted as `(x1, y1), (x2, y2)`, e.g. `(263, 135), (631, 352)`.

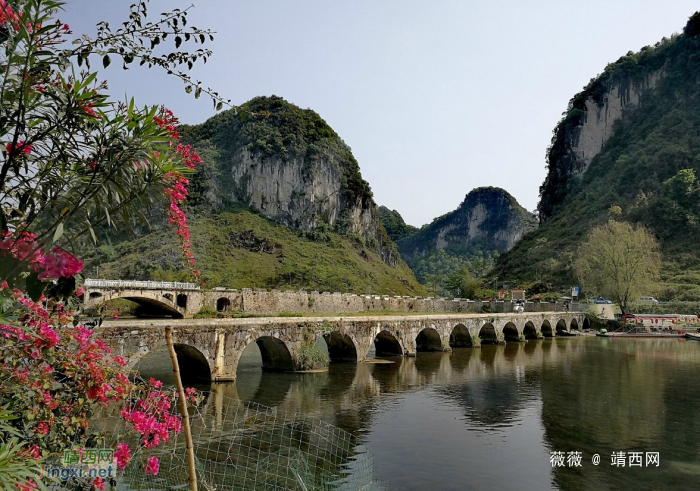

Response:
(139, 337), (700, 490)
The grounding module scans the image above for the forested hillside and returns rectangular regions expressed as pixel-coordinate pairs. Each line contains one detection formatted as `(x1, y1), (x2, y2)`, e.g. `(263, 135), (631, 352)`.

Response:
(495, 12), (700, 299)
(84, 97), (425, 295)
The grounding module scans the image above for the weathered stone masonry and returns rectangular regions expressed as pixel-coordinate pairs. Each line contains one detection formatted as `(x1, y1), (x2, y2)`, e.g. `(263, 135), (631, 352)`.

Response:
(98, 312), (586, 382)
(85, 282), (584, 319)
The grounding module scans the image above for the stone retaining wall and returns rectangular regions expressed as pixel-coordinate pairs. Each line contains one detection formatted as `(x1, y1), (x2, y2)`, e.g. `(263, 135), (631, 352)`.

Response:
(204, 289), (584, 316)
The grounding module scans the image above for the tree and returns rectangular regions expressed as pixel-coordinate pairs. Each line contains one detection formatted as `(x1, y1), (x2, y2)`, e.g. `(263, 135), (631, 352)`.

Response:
(0, 1), (217, 488)
(446, 267), (481, 299)
(573, 220), (661, 314)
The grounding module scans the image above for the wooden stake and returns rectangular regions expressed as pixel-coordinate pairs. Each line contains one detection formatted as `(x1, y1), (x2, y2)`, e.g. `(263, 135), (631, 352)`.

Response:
(165, 326), (198, 491)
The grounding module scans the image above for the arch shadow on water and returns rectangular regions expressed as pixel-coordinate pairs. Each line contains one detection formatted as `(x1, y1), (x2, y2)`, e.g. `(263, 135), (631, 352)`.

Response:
(323, 331), (358, 363)
(450, 324), (473, 348)
(503, 322), (521, 343)
(135, 343), (211, 386)
(541, 320), (553, 338)
(416, 327), (443, 352)
(523, 321), (538, 340)
(479, 323), (499, 345)
(374, 330), (403, 357)
(234, 341), (294, 407)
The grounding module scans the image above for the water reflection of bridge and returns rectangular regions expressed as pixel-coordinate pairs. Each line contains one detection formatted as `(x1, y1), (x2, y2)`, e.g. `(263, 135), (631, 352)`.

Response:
(162, 339), (587, 437)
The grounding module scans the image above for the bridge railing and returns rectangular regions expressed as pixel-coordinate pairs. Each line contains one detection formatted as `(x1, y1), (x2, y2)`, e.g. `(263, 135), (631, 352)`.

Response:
(84, 279), (199, 290)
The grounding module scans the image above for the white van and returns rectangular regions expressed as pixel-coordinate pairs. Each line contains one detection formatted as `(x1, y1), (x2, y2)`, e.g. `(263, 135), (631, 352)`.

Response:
(638, 296), (659, 304)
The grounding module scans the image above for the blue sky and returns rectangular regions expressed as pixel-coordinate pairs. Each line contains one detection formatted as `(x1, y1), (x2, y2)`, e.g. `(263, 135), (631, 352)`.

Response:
(62, 1), (699, 226)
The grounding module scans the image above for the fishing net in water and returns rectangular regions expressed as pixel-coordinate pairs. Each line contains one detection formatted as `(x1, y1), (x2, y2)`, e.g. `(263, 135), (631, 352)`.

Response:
(60, 391), (388, 491)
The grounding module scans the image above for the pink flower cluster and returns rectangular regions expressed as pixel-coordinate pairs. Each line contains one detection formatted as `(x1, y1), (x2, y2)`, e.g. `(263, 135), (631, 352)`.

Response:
(154, 109), (202, 279)
(114, 442), (132, 470)
(120, 387), (182, 448)
(0, 231), (84, 281)
(5, 140), (32, 156)
(1, 287), (185, 489)
(36, 246), (84, 280)
(0, 0), (21, 29)
(145, 456), (160, 475)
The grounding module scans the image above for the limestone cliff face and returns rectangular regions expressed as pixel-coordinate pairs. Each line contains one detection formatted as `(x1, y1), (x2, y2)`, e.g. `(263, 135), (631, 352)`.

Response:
(182, 96), (398, 266)
(538, 68), (663, 221)
(570, 71), (662, 172)
(398, 187), (537, 259)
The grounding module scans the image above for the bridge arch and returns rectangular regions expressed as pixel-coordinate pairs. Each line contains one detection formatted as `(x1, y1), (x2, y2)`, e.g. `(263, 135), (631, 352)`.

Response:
(323, 332), (358, 363)
(541, 320), (553, 337)
(91, 292), (184, 318)
(555, 319), (568, 334)
(416, 327), (443, 352)
(254, 336), (296, 371)
(478, 323), (498, 345)
(450, 324), (473, 348)
(582, 317), (591, 330)
(523, 321), (538, 340)
(216, 297), (231, 312)
(173, 343), (212, 381)
(176, 294), (188, 309)
(570, 318), (579, 331)
(374, 330), (403, 357)
(503, 322), (520, 342)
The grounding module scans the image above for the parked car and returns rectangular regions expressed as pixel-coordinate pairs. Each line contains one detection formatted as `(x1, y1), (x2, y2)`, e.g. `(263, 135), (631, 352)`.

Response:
(593, 297), (613, 304)
(638, 296), (659, 304)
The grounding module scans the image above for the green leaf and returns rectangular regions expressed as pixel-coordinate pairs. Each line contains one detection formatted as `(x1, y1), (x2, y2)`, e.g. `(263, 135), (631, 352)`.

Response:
(194, 87), (201, 99)
(53, 221), (64, 243)
(175, 36), (182, 49)
(102, 54), (111, 68)
(185, 85), (192, 94)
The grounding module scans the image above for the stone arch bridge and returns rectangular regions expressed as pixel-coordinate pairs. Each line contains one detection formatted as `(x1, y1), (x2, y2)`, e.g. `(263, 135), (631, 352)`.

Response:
(98, 312), (587, 382)
(84, 279), (202, 318)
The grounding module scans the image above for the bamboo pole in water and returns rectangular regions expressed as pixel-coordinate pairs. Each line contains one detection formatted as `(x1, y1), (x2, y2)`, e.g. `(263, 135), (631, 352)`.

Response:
(165, 326), (198, 491)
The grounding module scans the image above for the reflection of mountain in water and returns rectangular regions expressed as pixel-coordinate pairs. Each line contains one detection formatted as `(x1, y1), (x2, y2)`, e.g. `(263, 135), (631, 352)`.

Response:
(436, 376), (535, 428)
(539, 339), (700, 491)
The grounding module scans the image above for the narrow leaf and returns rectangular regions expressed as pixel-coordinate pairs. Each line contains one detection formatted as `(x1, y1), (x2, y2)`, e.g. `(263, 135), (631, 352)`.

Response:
(53, 222), (64, 243)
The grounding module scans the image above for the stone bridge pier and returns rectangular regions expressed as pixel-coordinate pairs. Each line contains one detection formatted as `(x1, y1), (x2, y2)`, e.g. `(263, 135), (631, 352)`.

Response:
(98, 312), (587, 382)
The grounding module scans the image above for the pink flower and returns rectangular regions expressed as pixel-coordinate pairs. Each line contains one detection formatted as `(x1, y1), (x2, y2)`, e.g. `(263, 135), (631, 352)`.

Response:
(149, 377), (163, 389)
(92, 477), (105, 490)
(144, 456), (159, 475)
(36, 247), (84, 280)
(16, 481), (38, 491)
(38, 324), (59, 348)
(114, 442), (132, 470)
(5, 140), (32, 155)
(35, 422), (49, 435)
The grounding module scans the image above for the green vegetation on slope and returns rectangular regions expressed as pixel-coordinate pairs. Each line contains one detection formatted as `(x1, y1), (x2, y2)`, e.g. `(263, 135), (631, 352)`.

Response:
(378, 206), (418, 242)
(180, 95), (374, 210)
(496, 12), (700, 299)
(86, 208), (425, 295)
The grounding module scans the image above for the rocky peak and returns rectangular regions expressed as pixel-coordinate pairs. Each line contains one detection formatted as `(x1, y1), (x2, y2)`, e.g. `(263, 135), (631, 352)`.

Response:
(181, 96), (398, 266)
(397, 187), (537, 260)
(538, 51), (668, 221)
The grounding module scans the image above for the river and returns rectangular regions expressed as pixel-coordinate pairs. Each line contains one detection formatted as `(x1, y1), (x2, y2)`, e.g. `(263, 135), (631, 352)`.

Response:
(137, 336), (700, 490)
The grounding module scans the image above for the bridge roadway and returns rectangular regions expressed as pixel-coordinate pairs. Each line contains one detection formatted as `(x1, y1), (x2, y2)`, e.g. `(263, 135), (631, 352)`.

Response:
(98, 311), (586, 382)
